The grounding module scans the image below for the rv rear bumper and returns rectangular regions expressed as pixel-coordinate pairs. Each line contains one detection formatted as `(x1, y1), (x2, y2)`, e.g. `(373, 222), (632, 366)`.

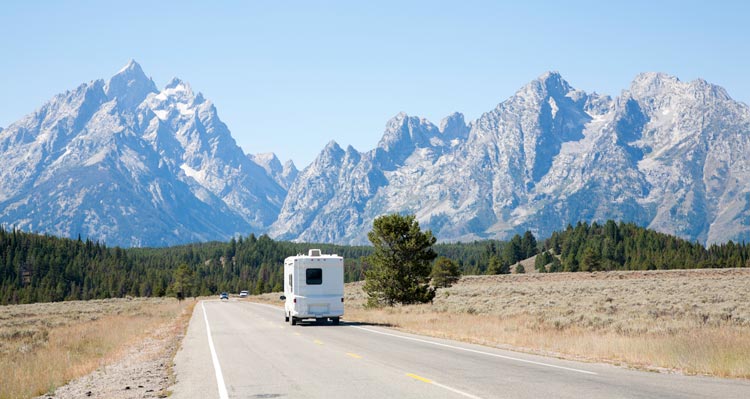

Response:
(287, 295), (344, 318)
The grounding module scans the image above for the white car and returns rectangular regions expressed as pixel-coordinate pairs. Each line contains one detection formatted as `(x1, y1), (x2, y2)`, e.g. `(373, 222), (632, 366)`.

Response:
(239, 290), (249, 298)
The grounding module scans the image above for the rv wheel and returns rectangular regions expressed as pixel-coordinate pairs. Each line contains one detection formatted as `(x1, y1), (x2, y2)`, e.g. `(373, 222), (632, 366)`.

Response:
(291, 316), (297, 326)
(285, 313), (289, 322)
(331, 317), (340, 325)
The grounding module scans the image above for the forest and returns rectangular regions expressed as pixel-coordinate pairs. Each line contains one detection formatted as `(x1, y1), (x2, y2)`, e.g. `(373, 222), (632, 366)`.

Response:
(0, 226), (502, 305)
(0, 220), (748, 305)
(534, 221), (750, 272)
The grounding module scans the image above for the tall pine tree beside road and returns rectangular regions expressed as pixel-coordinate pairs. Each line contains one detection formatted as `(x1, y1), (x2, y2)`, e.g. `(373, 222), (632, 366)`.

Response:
(363, 214), (437, 306)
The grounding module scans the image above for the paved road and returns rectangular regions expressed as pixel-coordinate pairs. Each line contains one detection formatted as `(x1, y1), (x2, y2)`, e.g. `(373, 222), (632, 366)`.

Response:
(171, 300), (750, 398)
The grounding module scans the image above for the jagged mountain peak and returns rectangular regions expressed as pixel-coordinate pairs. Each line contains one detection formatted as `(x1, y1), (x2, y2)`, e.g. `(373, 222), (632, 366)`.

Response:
(530, 70), (574, 97)
(305, 141), (348, 172)
(632, 71), (680, 85)
(160, 77), (200, 101)
(625, 71), (732, 101)
(383, 111), (409, 132)
(379, 113), (438, 148)
(251, 152), (280, 165)
(117, 59), (142, 74)
(628, 72), (681, 96)
(323, 139), (342, 152)
(249, 152), (298, 190)
(537, 70), (563, 83)
(626, 72), (737, 115)
(384, 111), (434, 130)
(439, 112), (469, 141)
(493, 71), (586, 120)
(104, 60), (158, 110)
(165, 77), (189, 91)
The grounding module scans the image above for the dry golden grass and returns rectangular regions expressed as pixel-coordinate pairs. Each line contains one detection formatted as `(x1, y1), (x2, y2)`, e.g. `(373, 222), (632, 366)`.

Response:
(253, 268), (750, 378)
(0, 298), (189, 399)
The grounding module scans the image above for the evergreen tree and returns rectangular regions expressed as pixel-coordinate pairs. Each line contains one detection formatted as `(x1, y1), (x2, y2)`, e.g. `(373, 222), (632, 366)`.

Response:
(363, 214), (437, 306)
(535, 251), (553, 272)
(430, 257), (461, 288)
(488, 255), (510, 274)
(170, 264), (195, 300)
(581, 246), (601, 272)
(521, 231), (538, 258)
(549, 256), (562, 273)
(503, 235), (524, 265)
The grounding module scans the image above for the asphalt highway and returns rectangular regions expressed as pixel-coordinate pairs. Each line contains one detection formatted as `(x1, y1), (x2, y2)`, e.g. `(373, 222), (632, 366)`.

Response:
(170, 300), (750, 398)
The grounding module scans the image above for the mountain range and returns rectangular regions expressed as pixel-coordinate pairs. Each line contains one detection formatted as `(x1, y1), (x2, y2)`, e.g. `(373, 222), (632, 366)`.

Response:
(2, 61), (749, 246)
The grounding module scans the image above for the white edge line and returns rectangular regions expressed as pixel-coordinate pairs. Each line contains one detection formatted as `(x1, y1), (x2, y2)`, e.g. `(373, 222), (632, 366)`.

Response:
(430, 379), (484, 399)
(351, 325), (598, 376)
(202, 301), (230, 399)
(249, 302), (596, 375)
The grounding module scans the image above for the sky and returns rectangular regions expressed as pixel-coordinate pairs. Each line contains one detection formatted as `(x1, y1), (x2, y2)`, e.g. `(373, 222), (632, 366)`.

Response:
(1, 0), (749, 167)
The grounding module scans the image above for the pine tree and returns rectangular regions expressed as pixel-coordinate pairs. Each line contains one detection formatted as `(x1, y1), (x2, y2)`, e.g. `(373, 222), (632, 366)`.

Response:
(363, 214), (437, 306)
(430, 257), (461, 288)
(488, 255), (510, 274)
(521, 231), (538, 258)
(170, 264), (195, 300)
(535, 251), (553, 272)
(581, 246), (601, 272)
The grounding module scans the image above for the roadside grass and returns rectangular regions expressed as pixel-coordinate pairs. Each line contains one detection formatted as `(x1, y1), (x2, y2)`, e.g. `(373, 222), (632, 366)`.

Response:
(162, 299), (196, 398)
(253, 268), (750, 378)
(0, 298), (188, 399)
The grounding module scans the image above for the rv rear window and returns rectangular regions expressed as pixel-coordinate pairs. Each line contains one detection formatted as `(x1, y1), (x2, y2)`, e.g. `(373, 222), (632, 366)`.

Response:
(306, 268), (322, 285)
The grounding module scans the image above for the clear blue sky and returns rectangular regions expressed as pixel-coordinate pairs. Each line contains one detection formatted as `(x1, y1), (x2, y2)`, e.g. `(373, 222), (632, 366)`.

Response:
(2, 0), (749, 167)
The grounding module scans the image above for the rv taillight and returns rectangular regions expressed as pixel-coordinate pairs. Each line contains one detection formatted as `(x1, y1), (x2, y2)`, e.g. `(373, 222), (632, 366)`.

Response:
(293, 298), (297, 303)
(341, 297), (344, 303)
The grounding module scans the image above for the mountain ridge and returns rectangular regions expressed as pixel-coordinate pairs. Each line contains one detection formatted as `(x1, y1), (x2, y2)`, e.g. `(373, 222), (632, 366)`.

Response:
(0, 61), (294, 246)
(271, 71), (750, 245)
(1, 64), (749, 246)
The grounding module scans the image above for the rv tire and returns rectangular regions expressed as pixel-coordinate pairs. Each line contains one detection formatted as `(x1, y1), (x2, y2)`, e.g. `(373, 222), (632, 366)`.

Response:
(291, 316), (297, 326)
(285, 313), (289, 322)
(332, 317), (340, 325)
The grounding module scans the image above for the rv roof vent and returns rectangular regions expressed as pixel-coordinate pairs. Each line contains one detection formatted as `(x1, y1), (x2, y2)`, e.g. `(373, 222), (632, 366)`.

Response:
(309, 249), (322, 257)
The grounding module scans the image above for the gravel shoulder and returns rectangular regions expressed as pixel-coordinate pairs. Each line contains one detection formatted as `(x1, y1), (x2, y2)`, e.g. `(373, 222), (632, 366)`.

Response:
(35, 302), (194, 399)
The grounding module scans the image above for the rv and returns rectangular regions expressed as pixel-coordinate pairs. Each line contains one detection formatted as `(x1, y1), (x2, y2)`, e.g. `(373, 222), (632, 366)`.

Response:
(280, 249), (344, 325)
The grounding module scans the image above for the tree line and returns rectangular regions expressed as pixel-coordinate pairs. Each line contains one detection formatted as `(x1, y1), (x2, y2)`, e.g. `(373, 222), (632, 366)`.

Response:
(2, 219), (748, 305)
(0, 226), (484, 305)
(534, 220), (750, 272)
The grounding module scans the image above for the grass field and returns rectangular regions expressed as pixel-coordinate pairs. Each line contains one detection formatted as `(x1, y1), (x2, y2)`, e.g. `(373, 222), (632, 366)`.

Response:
(0, 298), (190, 399)
(254, 268), (750, 378)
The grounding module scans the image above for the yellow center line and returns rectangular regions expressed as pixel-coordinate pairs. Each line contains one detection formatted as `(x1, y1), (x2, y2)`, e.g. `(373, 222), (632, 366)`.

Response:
(406, 373), (432, 383)
(294, 332), (301, 336)
(346, 352), (363, 359)
(314, 339), (324, 345)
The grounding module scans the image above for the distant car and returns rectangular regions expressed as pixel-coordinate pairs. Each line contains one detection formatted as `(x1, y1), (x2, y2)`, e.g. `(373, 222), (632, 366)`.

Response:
(219, 292), (229, 300)
(239, 290), (249, 298)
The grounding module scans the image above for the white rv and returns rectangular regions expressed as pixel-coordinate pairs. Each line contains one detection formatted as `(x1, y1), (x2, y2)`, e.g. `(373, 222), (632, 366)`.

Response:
(280, 249), (344, 325)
